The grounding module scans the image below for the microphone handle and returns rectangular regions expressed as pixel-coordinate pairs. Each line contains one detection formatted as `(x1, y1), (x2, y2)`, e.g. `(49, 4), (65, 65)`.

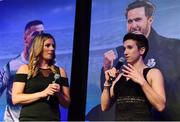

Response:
(108, 71), (120, 84)
(47, 95), (51, 101)
(108, 76), (116, 84)
(47, 80), (55, 100)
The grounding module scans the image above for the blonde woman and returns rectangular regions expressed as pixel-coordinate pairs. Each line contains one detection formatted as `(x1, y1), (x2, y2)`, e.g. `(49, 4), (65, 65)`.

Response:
(12, 33), (70, 121)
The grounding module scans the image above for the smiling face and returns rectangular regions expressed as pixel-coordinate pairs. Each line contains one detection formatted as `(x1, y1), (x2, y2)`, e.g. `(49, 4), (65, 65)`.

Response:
(40, 38), (55, 62)
(127, 7), (153, 37)
(123, 39), (145, 64)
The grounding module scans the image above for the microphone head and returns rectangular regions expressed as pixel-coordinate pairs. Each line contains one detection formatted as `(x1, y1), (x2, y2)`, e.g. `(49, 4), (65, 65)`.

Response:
(54, 74), (60, 80)
(119, 57), (125, 63)
(115, 57), (125, 69)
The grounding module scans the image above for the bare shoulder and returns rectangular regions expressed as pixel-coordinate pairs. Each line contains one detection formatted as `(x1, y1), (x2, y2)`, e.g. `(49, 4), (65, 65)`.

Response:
(59, 67), (67, 78)
(147, 68), (164, 84)
(16, 64), (29, 74)
(148, 68), (163, 76)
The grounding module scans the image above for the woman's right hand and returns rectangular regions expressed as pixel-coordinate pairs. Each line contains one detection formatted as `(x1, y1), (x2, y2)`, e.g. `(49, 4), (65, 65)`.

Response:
(104, 67), (117, 83)
(41, 83), (60, 98)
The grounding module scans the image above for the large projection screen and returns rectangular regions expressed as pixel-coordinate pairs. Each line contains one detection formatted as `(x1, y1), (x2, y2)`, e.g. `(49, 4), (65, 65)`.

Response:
(0, 0), (75, 121)
(86, 0), (180, 120)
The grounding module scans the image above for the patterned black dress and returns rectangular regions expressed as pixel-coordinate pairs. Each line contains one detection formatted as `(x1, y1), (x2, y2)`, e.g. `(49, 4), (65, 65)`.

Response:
(113, 68), (152, 120)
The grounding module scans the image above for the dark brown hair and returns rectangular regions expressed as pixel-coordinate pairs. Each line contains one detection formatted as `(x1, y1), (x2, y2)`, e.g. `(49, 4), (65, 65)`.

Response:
(123, 33), (149, 59)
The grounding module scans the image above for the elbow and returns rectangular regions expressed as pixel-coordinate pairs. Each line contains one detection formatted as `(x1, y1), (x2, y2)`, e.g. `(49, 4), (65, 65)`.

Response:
(157, 104), (165, 112)
(157, 103), (166, 112)
(101, 104), (108, 112)
(12, 92), (22, 105)
(101, 97), (110, 111)
(156, 100), (166, 112)
(101, 107), (106, 112)
(12, 95), (19, 105)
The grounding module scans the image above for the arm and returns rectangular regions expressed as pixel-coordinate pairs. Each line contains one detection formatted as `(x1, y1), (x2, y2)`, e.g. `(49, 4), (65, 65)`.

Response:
(101, 68), (117, 111)
(56, 67), (70, 108)
(122, 64), (166, 111)
(101, 85), (111, 111)
(12, 64), (59, 105)
(141, 68), (166, 111)
(12, 82), (45, 105)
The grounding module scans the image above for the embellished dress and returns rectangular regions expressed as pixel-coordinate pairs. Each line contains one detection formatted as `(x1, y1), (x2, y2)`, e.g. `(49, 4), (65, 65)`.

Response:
(113, 68), (152, 120)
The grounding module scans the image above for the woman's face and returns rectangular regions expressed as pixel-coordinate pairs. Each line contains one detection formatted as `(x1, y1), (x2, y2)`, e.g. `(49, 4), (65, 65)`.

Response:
(41, 38), (55, 61)
(123, 39), (141, 64)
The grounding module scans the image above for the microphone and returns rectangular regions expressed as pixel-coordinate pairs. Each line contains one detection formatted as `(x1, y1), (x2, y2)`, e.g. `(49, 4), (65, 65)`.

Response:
(47, 74), (60, 100)
(108, 57), (125, 83)
(115, 57), (125, 70)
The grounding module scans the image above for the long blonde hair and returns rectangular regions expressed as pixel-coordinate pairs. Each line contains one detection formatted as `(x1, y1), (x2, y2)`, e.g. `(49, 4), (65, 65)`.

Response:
(28, 33), (58, 79)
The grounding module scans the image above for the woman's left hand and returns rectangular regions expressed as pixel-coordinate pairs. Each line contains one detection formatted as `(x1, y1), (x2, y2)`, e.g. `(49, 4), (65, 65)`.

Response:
(122, 63), (146, 85)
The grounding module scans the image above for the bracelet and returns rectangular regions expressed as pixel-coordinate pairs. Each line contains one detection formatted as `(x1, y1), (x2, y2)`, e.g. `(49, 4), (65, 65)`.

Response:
(104, 82), (112, 87)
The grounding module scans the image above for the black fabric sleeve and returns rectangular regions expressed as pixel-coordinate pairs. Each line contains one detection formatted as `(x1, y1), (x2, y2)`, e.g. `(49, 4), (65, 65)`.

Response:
(56, 77), (69, 87)
(14, 74), (28, 82)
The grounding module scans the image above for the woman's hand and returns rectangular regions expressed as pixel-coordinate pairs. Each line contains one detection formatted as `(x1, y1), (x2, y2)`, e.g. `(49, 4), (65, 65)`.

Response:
(122, 63), (146, 85)
(105, 67), (118, 84)
(41, 83), (60, 98)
